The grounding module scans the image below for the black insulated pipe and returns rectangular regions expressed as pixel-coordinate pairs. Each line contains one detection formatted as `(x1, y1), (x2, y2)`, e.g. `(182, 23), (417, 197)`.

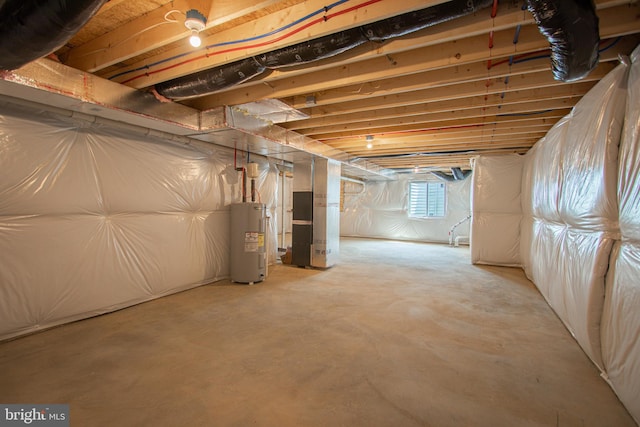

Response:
(360, 0), (493, 42)
(255, 28), (367, 69)
(0, 0), (107, 71)
(527, 0), (600, 82)
(155, 0), (493, 100)
(154, 58), (266, 101)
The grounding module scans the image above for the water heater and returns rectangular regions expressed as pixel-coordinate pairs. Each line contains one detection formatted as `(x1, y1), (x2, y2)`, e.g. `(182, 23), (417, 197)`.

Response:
(230, 202), (266, 284)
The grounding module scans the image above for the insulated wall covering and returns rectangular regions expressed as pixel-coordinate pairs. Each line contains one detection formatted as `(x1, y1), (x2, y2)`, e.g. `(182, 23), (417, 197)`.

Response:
(341, 174), (471, 243)
(601, 45), (640, 424)
(470, 154), (524, 266)
(520, 60), (628, 370)
(0, 103), (279, 340)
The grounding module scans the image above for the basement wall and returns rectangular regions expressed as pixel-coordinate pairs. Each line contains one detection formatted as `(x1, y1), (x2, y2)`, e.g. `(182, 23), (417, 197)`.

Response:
(474, 44), (640, 423)
(0, 102), (280, 341)
(470, 154), (524, 266)
(340, 174), (471, 244)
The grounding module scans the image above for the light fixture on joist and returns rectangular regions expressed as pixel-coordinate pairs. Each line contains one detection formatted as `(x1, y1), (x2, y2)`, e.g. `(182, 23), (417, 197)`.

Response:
(185, 9), (206, 47)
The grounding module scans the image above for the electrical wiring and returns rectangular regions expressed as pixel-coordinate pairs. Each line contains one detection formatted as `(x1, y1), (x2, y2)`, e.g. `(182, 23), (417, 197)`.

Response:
(488, 37), (621, 71)
(122, 0), (386, 85)
(109, 0), (355, 82)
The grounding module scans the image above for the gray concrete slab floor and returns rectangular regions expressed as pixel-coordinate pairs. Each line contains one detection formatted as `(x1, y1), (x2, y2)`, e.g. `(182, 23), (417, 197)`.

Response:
(0, 238), (635, 426)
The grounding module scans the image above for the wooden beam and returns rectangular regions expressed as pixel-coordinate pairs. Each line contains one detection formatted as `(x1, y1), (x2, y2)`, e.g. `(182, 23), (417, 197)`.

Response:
(104, 0), (448, 86)
(330, 128), (551, 147)
(66, 0), (220, 72)
(307, 63), (611, 118)
(191, 5), (638, 109)
(95, 0), (129, 16)
(192, 23), (549, 108)
(290, 82), (592, 134)
(183, 1), (532, 104)
(285, 36), (635, 109)
(311, 111), (569, 141)
(345, 137), (543, 155)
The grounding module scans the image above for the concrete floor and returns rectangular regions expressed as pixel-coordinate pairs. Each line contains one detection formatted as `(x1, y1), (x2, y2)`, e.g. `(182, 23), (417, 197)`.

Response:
(0, 238), (635, 426)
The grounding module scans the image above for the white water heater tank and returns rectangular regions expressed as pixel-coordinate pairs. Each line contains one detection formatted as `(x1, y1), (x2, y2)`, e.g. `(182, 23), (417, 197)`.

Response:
(230, 202), (266, 284)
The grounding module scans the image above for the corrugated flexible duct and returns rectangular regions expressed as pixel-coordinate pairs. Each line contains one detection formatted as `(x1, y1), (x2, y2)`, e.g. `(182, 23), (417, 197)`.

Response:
(0, 0), (107, 71)
(527, 0), (600, 82)
(155, 0), (493, 100)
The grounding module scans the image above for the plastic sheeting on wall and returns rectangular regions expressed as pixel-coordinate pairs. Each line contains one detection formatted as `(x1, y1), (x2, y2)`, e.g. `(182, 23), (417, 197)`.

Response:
(520, 59), (629, 371)
(0, 102), (280, 341)
(470, 154), (524, 266)
(601, 45), (640, 425)
(340, 174), (471, 244)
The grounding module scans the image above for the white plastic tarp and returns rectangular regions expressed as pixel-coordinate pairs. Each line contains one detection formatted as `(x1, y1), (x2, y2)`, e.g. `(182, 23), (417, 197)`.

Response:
(0, 102), (279, 340)
(341, 174), (471, 244)
(470, 154), (524, 266)
(601, 45), (640, 425)
(521, 60), (628, 370)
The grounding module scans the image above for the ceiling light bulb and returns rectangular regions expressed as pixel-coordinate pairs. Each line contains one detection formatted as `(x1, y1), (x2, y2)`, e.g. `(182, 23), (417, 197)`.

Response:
(189, 30), (201, 47)
(366, 142), (373, 149)
(185, 9), (206, 48)
(414, 166), (420, 173)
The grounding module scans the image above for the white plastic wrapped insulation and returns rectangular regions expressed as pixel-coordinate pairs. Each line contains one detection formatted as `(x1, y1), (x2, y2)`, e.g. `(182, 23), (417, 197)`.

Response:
(470, 154), (524, 266)
(522, 60), (628, 370)
(341, 174), (471, 243)
(520, 145), (537, 280)
(0, 103), (279, 340)
(601, 45), (640, 425)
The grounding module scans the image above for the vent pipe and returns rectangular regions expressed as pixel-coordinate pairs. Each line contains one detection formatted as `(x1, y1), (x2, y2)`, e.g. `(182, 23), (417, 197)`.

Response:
(0, 0), (107, 71)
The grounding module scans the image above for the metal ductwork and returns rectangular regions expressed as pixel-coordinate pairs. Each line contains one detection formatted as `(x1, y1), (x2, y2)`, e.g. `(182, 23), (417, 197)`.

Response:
(0, 58), (395, 181)
(0, 0), (107, 71)
(431, 167), (472, 182)
(155, 0), (493, 100)
(527, 0), (600, 82)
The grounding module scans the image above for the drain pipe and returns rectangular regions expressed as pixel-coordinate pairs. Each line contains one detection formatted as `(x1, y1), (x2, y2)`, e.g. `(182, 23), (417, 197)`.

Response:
(449, 215), (471, 246)
(0, 0), (107, 70)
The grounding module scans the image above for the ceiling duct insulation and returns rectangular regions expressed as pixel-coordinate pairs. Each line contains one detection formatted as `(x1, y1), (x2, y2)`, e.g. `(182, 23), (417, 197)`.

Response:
(154, 0), (493, 100)
(255, 27), (367, 69)
(0, 0), (107, 71)
(154, 58), (267, 102)
(527, 0), (600, 82)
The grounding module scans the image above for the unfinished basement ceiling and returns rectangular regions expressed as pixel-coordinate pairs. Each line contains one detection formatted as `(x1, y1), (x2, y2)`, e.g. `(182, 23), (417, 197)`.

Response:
(9, 0), (640, 171)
